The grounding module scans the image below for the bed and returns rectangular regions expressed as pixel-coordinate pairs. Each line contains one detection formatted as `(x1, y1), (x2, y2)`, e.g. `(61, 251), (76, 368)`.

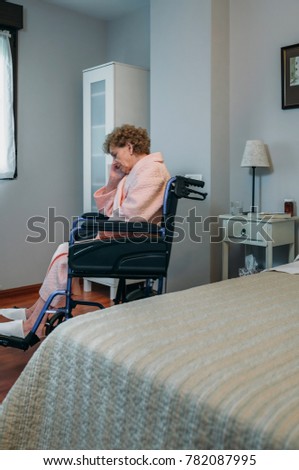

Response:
(0, 267), (299, 450)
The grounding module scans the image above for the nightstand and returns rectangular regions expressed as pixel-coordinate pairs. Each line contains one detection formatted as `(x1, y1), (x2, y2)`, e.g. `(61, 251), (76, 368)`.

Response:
(219, 214), (298, 280)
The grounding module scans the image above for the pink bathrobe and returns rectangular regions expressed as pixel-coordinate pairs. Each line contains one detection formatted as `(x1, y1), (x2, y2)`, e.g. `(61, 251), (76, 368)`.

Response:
(39, 153), (170, 305)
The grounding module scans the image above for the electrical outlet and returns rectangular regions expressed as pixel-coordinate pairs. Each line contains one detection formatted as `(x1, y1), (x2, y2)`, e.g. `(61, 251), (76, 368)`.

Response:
(185, 173), (203, 181)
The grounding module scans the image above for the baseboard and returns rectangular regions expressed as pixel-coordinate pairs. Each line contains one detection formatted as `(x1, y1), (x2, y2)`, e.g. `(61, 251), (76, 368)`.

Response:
(0, 284), (42, 299)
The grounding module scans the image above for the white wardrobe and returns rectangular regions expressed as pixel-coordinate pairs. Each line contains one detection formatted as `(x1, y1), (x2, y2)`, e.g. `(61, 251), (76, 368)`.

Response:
(82, 62), (149, 297)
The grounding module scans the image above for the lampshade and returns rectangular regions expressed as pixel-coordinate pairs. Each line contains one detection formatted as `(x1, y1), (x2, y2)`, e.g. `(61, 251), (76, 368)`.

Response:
(241, 140), (270, 168)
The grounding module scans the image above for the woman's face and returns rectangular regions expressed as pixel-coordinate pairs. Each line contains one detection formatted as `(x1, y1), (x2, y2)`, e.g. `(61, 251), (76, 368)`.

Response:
(109, 143), (135, 174)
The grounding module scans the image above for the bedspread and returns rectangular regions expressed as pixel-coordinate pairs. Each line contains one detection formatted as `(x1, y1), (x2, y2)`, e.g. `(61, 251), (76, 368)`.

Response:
(1, 271), (299, 449)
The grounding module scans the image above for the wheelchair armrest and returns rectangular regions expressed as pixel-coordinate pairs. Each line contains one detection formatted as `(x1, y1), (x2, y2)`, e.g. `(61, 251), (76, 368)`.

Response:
(70, 219), (161, 244)
(88, 220), (161, 234)
(70, 213), (110, 242)
(80, 212), (109, 221)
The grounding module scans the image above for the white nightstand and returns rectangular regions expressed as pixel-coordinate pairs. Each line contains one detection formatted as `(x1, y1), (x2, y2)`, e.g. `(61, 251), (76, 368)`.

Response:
(219, 214), (298, 280)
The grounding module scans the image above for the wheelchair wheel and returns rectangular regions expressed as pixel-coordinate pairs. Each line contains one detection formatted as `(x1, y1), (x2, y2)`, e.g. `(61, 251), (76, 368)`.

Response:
(125, 285), (156, 302)
(45, 311), (70, 336)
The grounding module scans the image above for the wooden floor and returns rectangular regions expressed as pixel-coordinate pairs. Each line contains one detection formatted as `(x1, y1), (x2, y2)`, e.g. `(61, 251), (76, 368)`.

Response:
(0, 282), (112, 403)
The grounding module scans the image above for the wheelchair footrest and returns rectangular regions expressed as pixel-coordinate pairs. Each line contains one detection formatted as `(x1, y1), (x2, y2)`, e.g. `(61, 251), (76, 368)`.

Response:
(0, 331), (40, 350)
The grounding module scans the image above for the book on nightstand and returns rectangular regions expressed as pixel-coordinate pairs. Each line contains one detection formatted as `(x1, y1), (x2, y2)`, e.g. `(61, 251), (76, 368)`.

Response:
(258, 212), (292, 219)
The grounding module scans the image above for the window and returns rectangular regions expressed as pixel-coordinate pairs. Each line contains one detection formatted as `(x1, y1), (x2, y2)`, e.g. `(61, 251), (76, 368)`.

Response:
(0, 30), (15, 178)
(0, 1), (23, 179)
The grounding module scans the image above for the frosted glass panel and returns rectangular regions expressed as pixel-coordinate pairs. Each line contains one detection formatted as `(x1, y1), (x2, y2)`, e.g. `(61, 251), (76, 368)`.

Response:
(91, 155), (106, 207)
(91, 81), (105, 126)
(91, 155), (105, 185)
(90, 80), (106, 210)
(91, 125), (106, 156)
(92, 80), (105, 94)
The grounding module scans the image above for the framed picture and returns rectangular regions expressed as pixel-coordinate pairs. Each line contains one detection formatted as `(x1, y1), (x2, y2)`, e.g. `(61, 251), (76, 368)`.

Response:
(281, 43), (299, 109)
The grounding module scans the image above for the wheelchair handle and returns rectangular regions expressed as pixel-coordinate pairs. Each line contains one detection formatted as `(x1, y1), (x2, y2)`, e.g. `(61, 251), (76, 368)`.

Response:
(183, 176), (205, 188)
(173, 176), (208, 201)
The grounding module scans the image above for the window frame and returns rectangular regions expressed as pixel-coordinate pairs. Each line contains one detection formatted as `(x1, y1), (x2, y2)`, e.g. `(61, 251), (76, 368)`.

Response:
(0, 0), (23, 179)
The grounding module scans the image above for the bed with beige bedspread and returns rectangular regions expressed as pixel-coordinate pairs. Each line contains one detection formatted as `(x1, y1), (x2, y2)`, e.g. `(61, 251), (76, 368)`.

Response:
(0, 270), (299, 449)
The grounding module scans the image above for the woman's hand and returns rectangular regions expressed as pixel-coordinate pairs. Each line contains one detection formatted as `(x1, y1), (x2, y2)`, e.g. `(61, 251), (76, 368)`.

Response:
(105, 162), (125, 191)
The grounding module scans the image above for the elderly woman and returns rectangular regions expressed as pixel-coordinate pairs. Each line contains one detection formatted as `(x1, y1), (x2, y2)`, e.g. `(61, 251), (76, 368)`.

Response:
(0, 124), (170, 339)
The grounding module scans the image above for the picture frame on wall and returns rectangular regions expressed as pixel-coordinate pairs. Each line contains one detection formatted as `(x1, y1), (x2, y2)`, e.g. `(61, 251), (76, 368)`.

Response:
(281, 42), (299, 109)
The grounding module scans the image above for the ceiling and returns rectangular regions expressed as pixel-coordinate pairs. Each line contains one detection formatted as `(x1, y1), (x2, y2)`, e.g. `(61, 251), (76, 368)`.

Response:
(40, 0), (150, 21)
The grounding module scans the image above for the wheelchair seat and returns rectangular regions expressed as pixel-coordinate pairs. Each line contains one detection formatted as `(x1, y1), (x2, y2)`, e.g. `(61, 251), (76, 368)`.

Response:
(0, 176), (207, 350)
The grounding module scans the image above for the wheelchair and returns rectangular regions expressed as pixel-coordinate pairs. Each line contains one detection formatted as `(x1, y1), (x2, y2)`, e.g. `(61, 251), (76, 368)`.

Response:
(0, 176), (207, 350)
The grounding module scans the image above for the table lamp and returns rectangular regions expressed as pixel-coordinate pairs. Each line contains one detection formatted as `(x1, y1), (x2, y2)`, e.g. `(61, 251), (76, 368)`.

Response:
(241, 140), (270, 213)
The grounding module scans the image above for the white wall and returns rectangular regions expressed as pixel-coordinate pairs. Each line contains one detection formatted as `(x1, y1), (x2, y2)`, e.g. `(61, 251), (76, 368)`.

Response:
(0, 0), (106, 289)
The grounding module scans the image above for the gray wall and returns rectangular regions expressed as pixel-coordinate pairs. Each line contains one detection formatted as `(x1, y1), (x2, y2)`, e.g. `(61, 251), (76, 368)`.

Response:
(230, 0), (299, 268)
(230, 0), (299, 214)
(0, 0), (106, 289)
(105, 4), (150, 69)
(150, 0), (229, 290)
(0, 0), (151, 291)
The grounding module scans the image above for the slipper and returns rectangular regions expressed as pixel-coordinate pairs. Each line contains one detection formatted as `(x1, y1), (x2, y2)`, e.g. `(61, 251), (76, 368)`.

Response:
(0, 319), (25, 338)
(0, 308), (27, 320)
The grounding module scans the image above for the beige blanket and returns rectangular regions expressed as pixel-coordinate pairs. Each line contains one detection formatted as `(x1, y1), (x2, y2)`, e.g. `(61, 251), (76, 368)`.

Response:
(1, 271), (299, 449)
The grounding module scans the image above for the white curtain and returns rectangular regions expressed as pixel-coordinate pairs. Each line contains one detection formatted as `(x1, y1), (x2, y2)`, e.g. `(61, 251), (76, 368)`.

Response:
(0, 30), (16, 179)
